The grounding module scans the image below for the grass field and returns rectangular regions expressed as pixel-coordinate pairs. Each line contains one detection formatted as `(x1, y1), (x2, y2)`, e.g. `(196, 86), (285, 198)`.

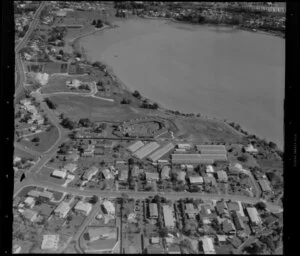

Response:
(19, 126), (59, 153)
(49, 94), (141, 122)
(36, 166), (65, 185)
(14, 147), (37, 159)
(44, 62), (68, 74)
(174, 116), (245, 144)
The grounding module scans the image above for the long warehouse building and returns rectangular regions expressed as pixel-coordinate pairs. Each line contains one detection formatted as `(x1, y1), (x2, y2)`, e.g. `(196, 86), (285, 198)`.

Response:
(171, 154), (214, 164)
(133, 142), (160, 160)
(200, 154), (228, 161)
(196, 145), (226, 151)
(147, 142), (175, 162)
(127, 140), (145, 153)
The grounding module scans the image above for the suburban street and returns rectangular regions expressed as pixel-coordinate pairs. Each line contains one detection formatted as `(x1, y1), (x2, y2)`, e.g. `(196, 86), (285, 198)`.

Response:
(15, 1), (46, 96)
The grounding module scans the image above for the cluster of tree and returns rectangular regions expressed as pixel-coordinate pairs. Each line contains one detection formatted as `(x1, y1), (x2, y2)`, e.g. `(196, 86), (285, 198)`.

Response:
(120, 98), (131, 104)
(78, 84), (90, 91)
(176, 13), (205, 24)
(140, 99), (159, 110)
(78, 118), (92, 128)
(61, 116), (77, 129)
(44, 97), (57, 110)
(31, 137), (40, 143)
(91, 19), (103, 28)
(243, 242), (264, 254)
(88, 195), (99, 204)
(92, 61), (106, 71)
(47, 27), (66, 44)
(237, 154), (248, 162)
(132, 90), (142, 99)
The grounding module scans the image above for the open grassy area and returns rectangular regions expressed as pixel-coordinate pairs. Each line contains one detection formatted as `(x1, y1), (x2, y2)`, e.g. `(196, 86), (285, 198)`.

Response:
(14, 147), (37, 159)
(49, 94), (141, 122)
(36, 166), (65, 185)
(16, 185), (36, 198)
(173, 116), (245, 144)
(19, 126), (59, 153)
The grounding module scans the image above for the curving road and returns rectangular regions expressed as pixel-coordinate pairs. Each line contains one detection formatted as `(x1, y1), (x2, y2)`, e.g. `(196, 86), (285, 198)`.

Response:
(15, 2), (46, 96)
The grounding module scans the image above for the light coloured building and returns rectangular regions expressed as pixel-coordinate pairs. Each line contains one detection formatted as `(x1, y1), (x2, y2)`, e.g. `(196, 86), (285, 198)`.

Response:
(133, 142), (160, 160)
(54, 201), (71, 218)
(217, 170), (228, 183)
(206, 165), (214, 173)
(75, 201), (92, 216)
(22, 209), (38, 222)
(177, 143), (191, 149)
(63, 163), (78, 173)
(258, 179), (271, 192)
(102, 200), (115, 215)
(244, 144), (258, 153)
(24, 197), (35, 208)
(119, 169), (128, 182)
(172, 154), (214, 164)
(246, 207), (261, 226)
(145, 172), (159, 181)
(149, 203), (158, 219)
(40, 191), (54, 200)
(41, 234), (59, 251)
(127, 140), (144, 153)
(52, 169), (67, 179)
(27, 190), (41, 198)
(83, 166), (98, 181)
(201, 236), (216, 254)
(189, 176), (203, 185)
(162, 205), (176, 228)
(161, 166), (171, 180)
(178, 171), (186, 182)
(147, 142), (175, 162)
(102, 168), (114, 180)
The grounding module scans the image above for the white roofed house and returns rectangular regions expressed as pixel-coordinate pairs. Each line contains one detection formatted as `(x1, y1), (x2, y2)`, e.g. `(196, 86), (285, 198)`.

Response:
(102, 200), (115, 215)
(162, 205), (176, 228)
(161, 166), (171, 180)
(217, 170), (228, 183)
(189, 176), (203, 185)
(244, 144), (258, 153)
(200, 236), (216, 254)
(52, 169), (67, 179)
(63, 163), (78, 173)
(177, 143), (191, 149)
(24, 197), (35, 208)
(83, 166), (98, 181)
(246, 207), (262, 226)
(118, 169), (128, 182)
(206, 165), (215, 173)
(258, 179), (272, 194)
(22, 209), (38, 222)
(66, 79), (81, 88)
(102, 168), (114, 180)
(145, 172), (159, 182)
(54, 201), (71, 218)
(75, 201), (93, 216)
(177, 171), (186, 183)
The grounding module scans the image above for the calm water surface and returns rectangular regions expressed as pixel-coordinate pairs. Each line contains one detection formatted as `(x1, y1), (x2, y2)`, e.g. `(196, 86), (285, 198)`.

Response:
(80, 19), (285, 148)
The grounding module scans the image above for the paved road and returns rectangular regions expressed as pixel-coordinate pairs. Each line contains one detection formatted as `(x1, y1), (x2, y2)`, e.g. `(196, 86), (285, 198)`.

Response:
(15, 2), (46, 96)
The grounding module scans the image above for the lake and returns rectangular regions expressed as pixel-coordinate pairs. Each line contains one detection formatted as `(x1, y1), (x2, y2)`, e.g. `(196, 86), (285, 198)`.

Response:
(79, 18), (285, 149)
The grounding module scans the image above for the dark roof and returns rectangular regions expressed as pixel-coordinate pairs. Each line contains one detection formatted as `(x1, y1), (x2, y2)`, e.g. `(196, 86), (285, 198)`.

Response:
(229, 237), (242, 248)
(226, 201), (240, 212)
(231, 211), (245, 230)
(222, 220), (236, 233)
(216, 201), (227, 215)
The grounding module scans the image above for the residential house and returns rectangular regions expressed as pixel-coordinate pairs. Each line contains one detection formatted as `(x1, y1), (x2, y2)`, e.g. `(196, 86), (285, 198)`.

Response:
(226, 201), (240, 212)
(75, 201), (92, 216)
(102, 200), (115, 215)
(244, 144), (258, 153)
(216, 235), (227, 245)
(63, 163), (78, 173)
(177, 171), (186, 182)
(52, 169), (67, 179)
(22, 209), (38, 222)
(39, 191), (54, 200)
(119, 169), (128, 182)
(231, 211), (245, 231)
(200, 236), (215, 254)
(215, 201), (228, 217)
(27, 190), (41, 198)
(149, 203), (158, 219)
(246, 207), (262, 226)
(54, 201), (71, 218)
(168, 244), (181, 254)
(145, 172), (159, 182)
(161, 166), (171, 180)
(189, 176), (203, 185)
(222, 219), (236, 235)
(162, 205), (176, 228)
(206, 165), (215, 173)
(217, 170), (228, 183)
(102, 168), (114, 180)
(83, 166), (98, 181)
(185, 203), (198, 219)
(24, 197), (35, 208)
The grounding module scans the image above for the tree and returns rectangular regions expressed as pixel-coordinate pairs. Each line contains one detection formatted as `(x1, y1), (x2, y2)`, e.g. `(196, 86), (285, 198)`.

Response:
(132, 90), (141, 99)
(83, 232), (90, 241)
(237, 154), (248, 162)
(89, 195), (99, 204)
(121, 98), (131, 104)
(99, 123), (107, 130)
(44, 97), (57, 110)
(61, 117), (76, 129)
(244, 243), (263, 254)
(79, 118), (92, 127)
(31, 137), (40, 143)
(255, 201), (267, 211)
(128, 158), (134, 166)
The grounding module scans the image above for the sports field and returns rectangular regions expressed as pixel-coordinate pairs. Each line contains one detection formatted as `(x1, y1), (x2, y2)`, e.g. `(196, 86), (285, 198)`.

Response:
(49, 94), (141, 122)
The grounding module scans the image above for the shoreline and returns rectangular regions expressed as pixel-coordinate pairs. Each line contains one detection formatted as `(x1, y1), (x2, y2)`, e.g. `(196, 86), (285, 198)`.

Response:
(73, 18), (283, 150)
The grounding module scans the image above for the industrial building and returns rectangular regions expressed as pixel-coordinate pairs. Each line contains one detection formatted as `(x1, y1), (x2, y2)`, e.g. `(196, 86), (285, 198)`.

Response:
(133, 142), (160, 160)
(162, 205), (176, 228)
(200, 154), (228, 161)
(127, 140), (145, 153)
(196, 144), (226, 152)
(171, 154), (214, 164)
(177, 143), (191, 149)
(147, 142), (175, 162)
